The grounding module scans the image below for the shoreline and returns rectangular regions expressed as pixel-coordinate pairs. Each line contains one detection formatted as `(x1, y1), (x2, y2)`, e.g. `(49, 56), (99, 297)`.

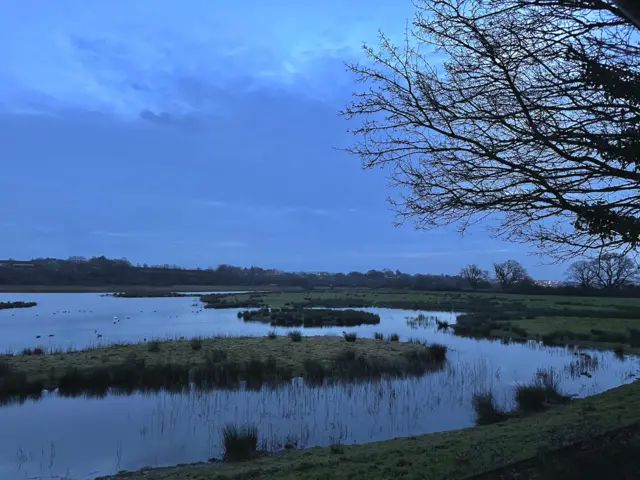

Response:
(0, 285), (304, 293)
(97, 378), (640, 479)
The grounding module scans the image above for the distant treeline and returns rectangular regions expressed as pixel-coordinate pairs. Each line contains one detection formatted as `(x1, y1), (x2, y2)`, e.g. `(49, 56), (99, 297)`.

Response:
(0, 256), (638, 297)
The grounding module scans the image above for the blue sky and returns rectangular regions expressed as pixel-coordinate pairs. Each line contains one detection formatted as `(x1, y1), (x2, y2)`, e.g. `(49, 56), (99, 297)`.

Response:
(0, 0), (562, 278)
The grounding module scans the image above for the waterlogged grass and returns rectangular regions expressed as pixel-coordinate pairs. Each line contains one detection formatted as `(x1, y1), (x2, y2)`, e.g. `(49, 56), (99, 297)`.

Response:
(203, 290), (640, 353)
(0, 335), (446, 400)
(98, 379), (640, 480)
(222, 424), (259, 461)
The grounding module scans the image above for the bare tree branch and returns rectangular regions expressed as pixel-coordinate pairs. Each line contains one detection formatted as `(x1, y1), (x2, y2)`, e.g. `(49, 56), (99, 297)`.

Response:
(341, 0), (640, 260)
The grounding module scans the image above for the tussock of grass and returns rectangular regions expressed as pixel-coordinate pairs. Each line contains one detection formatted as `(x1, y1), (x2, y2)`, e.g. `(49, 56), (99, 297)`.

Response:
(190, 337), (203, 351)
(373, 332), (384, 340)
(472, 392), (508, 426)
(388, 333), (400, 342)
(267, 331), (277, 340)
(147, 340), (161, 353)
(343, 332), (357, 343)
(515, 369), (571, 413)
(288, 331), (302, 342)
(222, 424), (259, 461)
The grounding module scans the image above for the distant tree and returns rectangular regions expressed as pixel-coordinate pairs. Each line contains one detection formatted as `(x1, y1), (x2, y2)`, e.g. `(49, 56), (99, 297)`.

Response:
(592, 254), (638, 289)
(493, 260), (529, 288)
(566, 260), (598, 289)
(341, 0), (640, 259)
(460, 264), (488, 290)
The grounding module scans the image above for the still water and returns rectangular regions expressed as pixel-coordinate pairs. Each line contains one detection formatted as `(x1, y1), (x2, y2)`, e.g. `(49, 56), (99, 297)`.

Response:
(0, 293), (638, 480)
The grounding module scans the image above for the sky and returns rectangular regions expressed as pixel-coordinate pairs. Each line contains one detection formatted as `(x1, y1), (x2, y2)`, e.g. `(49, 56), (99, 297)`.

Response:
(0, 0), (564, 278)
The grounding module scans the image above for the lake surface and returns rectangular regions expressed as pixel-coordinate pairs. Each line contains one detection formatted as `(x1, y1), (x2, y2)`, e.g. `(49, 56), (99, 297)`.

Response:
(0, 293), (638, 480)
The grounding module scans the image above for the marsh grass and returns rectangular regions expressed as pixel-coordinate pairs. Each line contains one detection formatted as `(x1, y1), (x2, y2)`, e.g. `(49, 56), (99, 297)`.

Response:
(0, 358), (11, 376)
(147, 340), (161, 353)
(288, 331), (302, 342)
(239, 307), (380, 327)
(516, 369), (571, 413)
(190, 337), (203, 351)
(222, 424), (259, 461)
(329, 439), (344, 454)
(267, 331), (277, 340)
(343, 332), (357, 343)
(472, 392), (509, 426)
(374, 332), (384, 340)
(0, 335), (447, 400)
(388, 334), (400, 342)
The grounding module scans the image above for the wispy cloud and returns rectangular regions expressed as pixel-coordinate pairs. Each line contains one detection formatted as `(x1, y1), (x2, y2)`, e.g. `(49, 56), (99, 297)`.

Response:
(213, 240), (247, 248)
(194, 199), (359, 219)
(198, 200), (229, 208)
(173, 239), (248, 248)
(357, 248), (512, 258)
(0, 1), (412, 117)
(91, 230), (141, 238)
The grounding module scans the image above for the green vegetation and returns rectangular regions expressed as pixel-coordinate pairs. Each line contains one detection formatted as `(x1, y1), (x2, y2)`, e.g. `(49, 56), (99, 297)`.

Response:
(204, 290), (640, 353)
(97, 379), (640, 479)
(237, 307), (380, 327)
(472, 369), (571, 427)
(0, 301), (37, 310)
(222, 425), (259, 461)
(472, 392), (508, 426)
(288, 331), (302, 342)
(343, 332), (357, 342)
(514, 369), (571, 413)
(0, 335), (446, 401)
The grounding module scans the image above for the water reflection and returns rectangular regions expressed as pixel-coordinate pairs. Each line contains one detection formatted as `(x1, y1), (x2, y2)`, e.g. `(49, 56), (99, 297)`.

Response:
(0, 294), (638, 479)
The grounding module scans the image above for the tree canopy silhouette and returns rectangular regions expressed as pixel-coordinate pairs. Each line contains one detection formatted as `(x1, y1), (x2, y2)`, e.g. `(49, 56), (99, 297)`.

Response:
(342, 0), (639, 259)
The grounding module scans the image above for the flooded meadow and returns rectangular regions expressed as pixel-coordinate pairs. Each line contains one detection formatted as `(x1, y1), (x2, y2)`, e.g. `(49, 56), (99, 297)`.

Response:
(0, 293), (637, 479)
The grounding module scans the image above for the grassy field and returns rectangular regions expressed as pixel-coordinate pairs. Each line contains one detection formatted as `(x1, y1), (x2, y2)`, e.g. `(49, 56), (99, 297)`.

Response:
(0, 335), (445, 399)
(98, 378), (640, 479)
(203, 290), (640, 353)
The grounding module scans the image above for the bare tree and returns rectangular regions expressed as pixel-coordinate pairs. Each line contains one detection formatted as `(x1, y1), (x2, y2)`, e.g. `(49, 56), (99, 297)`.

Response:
(493, 260), (529, 288)
(460, 264), (488, 289)
(565, 260), (597, 288)
(341, 0), (640, 260)
(613, 0), (640, 28)
(592, 254), (638, 288)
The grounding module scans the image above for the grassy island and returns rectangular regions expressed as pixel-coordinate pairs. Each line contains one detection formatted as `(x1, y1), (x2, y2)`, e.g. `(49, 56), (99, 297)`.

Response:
(0, 301), (37, 310)
(0, 335), (447, 402)
(237, 307), (380, 327)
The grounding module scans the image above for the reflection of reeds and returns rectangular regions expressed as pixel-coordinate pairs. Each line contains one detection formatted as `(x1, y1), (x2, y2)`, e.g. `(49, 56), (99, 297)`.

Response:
(222, 424), (258, 461)
(472, 392), (508, 425)
(565, 353), (600, 379)
(515, 368), (571, 413)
